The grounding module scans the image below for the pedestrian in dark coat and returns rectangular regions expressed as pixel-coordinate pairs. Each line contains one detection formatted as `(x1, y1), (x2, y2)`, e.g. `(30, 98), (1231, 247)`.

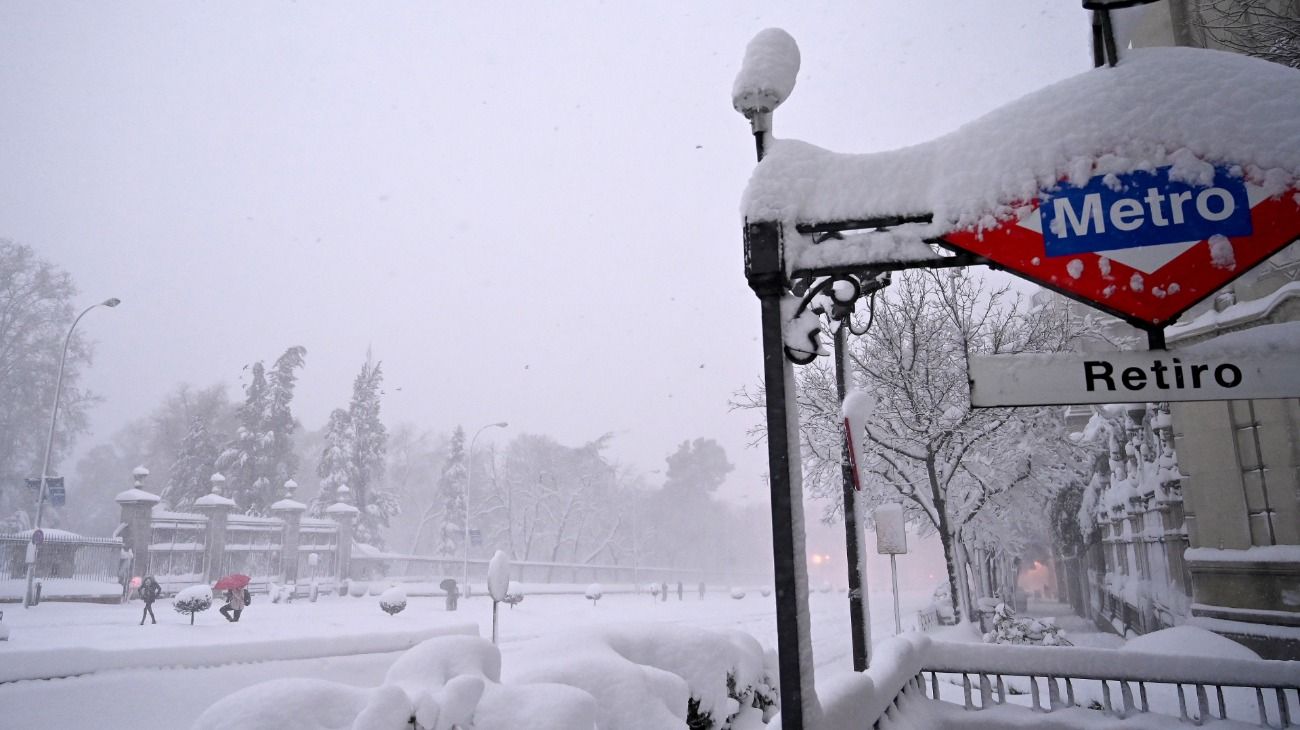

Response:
(138, 576), (162, 625)
(677, 581), (684, 601)
(219, 587), (248, 622)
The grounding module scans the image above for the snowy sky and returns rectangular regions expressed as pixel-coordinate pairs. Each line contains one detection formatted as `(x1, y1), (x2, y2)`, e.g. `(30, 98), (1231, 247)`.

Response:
(0, 2), (1090, 501)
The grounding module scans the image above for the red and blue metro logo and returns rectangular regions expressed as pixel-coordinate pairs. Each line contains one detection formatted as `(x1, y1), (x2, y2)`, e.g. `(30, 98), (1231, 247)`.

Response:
(943, 165), (1300, 326)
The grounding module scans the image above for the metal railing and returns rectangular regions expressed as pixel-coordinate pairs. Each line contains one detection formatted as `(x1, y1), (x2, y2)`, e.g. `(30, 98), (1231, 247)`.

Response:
(0, 533), (124, 599)
(920, 639), (1300, 727)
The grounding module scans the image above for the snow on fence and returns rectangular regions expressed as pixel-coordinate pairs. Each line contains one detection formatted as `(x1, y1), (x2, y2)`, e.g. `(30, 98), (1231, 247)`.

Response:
(0, 532), (123, 602)
(811, 635), (1300, 729)
(918, 639), (1300, 727)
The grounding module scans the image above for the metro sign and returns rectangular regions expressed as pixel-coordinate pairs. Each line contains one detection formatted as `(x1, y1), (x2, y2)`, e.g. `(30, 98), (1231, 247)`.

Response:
(943, 165), (1300, 327)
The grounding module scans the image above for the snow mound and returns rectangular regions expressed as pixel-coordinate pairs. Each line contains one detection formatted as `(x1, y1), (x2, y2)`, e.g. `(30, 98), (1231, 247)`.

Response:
(193, 678), (371, 730)
(1120, 625), (1260, 660)
(743, 46), (1300, 236)
(507, 623), (776, 730)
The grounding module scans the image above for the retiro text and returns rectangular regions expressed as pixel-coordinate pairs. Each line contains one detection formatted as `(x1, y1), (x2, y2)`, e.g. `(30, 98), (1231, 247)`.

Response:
(967, 347), (1298, 407)
(1083, 357), (1241, 393)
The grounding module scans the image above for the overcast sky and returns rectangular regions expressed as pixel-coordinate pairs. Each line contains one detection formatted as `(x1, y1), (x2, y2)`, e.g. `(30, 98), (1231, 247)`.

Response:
(0, 2), (1091, 501)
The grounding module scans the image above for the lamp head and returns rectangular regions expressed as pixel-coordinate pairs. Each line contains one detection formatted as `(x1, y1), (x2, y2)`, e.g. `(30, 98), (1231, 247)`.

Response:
(103, 298), (121, 308)
(494, 421), (509, 428)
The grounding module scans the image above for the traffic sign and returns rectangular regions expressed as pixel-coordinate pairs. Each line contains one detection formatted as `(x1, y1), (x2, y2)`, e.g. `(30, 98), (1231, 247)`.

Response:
(469, 528), (482, 547)
(47, 477), (65, 507)
(970, 347), (1300, 407)
(31, 529), (44, 546)
(873, 503), (907, 555)
(943, 165), (1300, 328)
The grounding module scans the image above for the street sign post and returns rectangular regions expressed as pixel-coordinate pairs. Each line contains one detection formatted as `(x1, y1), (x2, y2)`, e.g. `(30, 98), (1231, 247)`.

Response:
(873, 504), (908, 634)
(970, 346), (1300, 407)
(943, 166), (1300, 333)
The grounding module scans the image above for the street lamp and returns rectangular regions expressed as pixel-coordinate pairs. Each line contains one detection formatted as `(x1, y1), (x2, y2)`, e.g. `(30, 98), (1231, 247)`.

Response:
(464, 421), (507, 597)
(24, 297), (121, 607)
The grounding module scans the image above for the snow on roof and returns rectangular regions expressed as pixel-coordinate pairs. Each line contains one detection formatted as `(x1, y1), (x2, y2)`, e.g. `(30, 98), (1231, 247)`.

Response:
(193, 492), (236, 508)
(114, 488), (161, 504)
(742, 47), (1300, 238)
(1168, 281), (1300, 340)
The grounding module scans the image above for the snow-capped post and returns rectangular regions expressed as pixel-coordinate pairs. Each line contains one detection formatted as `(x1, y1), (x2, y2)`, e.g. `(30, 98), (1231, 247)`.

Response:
(270, 479), (306, 586)
(841, 387), (878, 669)
(192, 473), (237, 583)
(732, 28), (799, 162)
(325, 486), (360, 586)
(115, 465), (161, 582)
(585, 582), (602, 606)
(486, 550), (511, 644)
(736, 28), (821, 728)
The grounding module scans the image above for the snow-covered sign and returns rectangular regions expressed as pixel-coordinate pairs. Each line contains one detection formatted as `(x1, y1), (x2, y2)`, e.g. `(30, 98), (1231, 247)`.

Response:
(487, 550), (511, 603)
(873, 503), (907, 555)
(971, 320), (1300, 406)
(970, 347), (1300, 406)
(742, 46), (1300, 329)
(944, 164), (1300, 328)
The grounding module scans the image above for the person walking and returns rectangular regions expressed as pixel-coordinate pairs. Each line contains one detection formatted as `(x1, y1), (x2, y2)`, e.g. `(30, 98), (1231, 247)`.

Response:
(138, 576), (162, 625)
(676, 581), (684, 601)
(219, 585), (248, 622)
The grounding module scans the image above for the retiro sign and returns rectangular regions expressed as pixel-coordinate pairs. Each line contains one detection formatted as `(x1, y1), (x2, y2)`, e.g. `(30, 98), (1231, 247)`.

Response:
(969, 345), (1300, 407)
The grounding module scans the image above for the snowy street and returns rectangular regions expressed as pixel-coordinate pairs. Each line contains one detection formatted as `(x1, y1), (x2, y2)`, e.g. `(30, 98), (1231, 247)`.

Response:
(1, 587), (932, 729)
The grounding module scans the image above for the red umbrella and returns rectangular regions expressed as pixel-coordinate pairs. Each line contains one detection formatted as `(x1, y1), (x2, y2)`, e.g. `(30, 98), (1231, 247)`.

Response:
(213, 574), (250, 591)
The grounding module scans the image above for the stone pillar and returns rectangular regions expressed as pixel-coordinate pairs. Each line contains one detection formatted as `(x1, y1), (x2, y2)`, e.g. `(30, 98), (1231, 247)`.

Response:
(325, 485), (359, 583)
(192, 473), (237, 582)
(114, 466), (160, 578)
(270, 479), (307, 584)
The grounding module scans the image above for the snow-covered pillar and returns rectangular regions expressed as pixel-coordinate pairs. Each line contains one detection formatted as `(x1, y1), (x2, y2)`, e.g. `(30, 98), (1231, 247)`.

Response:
(193, 473), (237, 582)
(325, 487), (360, 584)
(114, 466), (160, 578)
(270, 479), (307, 584)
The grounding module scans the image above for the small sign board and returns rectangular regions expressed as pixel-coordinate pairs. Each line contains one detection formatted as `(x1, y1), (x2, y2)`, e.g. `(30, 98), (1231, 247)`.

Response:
(31, 528), (44, 546)
(873, 503), (907, 555)
(969, 347), (1300, 407)
(469, 528), (483, 547)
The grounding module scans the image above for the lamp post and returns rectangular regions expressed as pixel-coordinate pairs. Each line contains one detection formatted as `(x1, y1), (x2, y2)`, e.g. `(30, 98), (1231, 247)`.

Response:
(24, 297), (121, 607)
(463, 421), (507, 597)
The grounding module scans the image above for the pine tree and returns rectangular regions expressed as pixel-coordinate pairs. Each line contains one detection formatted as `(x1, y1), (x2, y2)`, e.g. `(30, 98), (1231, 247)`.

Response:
(215, 347), (306, 513)
(436, 427), (467, 557)
(264, 346), (306, 499)
(310, 408), (354, 516)
(348, 358), (396, 546)
(216, 362), (270, 510)
(165, 416), (219, 511)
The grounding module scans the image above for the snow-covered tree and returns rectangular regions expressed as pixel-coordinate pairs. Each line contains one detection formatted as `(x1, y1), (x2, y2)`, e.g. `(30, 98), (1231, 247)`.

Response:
(434, 427), (468, 557)
(307, 357), (396, 546)
(310, 409), (353, 514)
(164, 416), (220, 511)
(385, 425), (448, 553)
(346, 358), (396, 546)
(740, 270), (1094, 618)
(215, 346), (306, 513)
(1192, 0), (1300, 68)
(0, 241), (96, 532)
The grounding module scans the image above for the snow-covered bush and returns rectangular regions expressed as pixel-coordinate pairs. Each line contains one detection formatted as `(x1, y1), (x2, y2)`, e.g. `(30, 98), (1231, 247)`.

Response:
(584, 583), (603, 606)
(931, 581), (956, 623)
(380, 586), (407, 616)
(729, 588), (745, 600)
(173, 585), (213, 625)
(348, 580), (368, 598)
(760, 586), (771, 597)
(648, 582), (661, 597)
(981, 603), (1071, 646)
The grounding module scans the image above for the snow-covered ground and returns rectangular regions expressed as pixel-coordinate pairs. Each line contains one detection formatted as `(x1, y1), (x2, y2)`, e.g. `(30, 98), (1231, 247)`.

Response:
(0, 586), (932, 728)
